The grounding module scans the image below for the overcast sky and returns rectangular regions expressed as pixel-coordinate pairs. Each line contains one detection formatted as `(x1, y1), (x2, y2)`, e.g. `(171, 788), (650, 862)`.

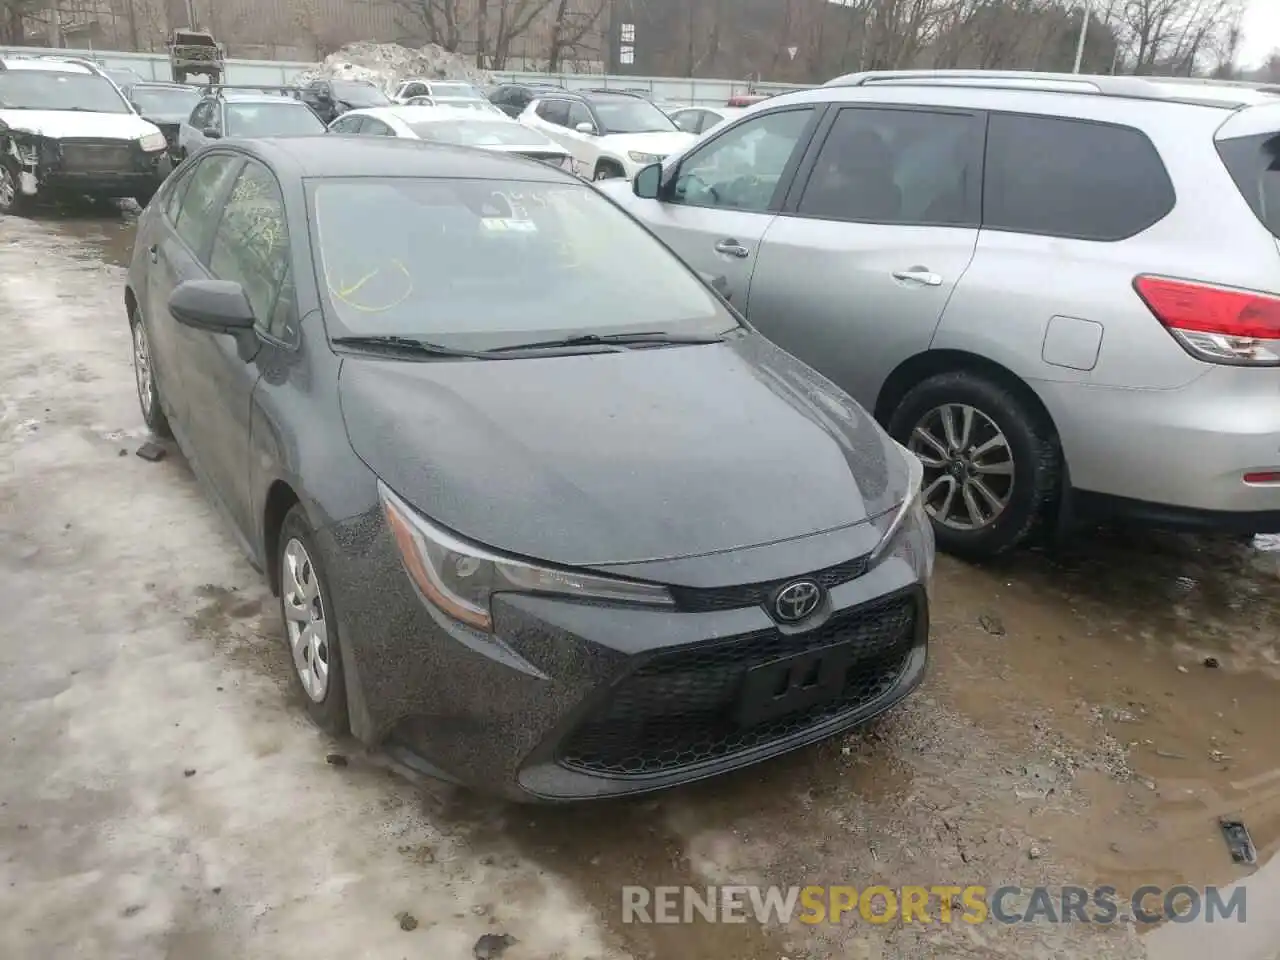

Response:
(1241, 0), (1279, 67)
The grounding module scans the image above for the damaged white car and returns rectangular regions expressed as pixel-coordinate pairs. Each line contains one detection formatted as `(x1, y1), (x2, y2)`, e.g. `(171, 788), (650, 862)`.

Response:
(0, 55), (170, 214)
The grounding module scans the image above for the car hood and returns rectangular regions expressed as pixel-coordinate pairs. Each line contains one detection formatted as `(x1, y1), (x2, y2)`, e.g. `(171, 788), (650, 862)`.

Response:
(600, 130), (698, 156)
(0, 109), (160, 140)
(339, 334), (907, 567)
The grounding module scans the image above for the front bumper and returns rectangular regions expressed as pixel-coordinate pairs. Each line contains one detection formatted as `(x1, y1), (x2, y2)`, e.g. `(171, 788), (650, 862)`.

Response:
(320, 512), (930, 802)
(6, 135), (169, 198)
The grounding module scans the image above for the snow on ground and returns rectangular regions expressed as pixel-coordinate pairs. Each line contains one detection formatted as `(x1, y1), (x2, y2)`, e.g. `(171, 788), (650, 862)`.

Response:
(0, 217), (608, 960)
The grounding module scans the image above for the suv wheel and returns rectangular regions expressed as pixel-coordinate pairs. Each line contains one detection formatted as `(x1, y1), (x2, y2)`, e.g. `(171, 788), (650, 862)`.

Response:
(593, 160), (624, 181)
(887, 371), (1060, 559)
(0, 160), (29, 215)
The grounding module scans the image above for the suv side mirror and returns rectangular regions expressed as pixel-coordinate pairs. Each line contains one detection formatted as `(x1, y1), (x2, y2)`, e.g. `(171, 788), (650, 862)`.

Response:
(633, 162), (662, 199)
(574, 121), (596, 135)
(169, 279), (255, 333)
(202, 127), (221, 139)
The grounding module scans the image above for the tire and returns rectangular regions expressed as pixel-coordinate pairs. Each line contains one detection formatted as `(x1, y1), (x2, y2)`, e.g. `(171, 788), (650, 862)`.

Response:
(887, 371), (1060, 560)
(278, 504), (349, 736)
(593, 161), (624, 181)
(0, 159), (31, 216)
(129, 307), (172, 439)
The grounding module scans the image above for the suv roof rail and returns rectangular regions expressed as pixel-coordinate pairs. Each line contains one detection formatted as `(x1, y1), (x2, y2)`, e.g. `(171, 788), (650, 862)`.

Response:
(823, 69), (1280, 107)
(200, 83), (298, 96)
(826, 69), (1167, 96)
(579, 87), (645, 97)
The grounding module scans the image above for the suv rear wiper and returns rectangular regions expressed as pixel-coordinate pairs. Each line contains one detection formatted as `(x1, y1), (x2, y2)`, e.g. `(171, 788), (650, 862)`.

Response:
(330, 335), (495, 359)
(489, 331), (725, 353)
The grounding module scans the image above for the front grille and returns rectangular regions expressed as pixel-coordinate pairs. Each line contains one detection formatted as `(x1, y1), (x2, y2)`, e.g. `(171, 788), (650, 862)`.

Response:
(558, 592), (918, 777)
(60, 139), (136, 173)
(669, 554), (870, 613)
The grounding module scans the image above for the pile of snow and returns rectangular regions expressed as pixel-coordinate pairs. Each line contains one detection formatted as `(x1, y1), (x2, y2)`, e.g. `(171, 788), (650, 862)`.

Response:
(295, 42), (493, 95)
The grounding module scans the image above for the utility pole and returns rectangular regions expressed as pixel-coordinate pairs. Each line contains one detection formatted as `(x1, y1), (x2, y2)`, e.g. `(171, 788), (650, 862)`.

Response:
(1072, 2), (1089, 73)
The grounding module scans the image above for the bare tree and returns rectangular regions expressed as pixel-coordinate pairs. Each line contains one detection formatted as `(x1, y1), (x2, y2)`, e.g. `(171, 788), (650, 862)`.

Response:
(394, 0), (469, 50)
(475, 0), (557, 69)
(545, 0), (606, 72)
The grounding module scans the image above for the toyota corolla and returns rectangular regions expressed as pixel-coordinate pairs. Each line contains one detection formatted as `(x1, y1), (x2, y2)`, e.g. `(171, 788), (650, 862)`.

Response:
(124, 135), (933, 801)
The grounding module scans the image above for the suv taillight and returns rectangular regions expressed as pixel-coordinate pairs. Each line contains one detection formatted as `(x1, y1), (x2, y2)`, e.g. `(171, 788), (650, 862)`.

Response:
(1133, 275), (1280, 366)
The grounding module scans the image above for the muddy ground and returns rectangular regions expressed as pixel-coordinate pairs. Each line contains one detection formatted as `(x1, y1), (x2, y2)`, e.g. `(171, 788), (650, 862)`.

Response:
(0, 208), (1277, 960)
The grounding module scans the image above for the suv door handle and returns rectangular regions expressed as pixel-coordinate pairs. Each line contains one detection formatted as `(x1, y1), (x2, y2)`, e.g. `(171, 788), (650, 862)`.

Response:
(148, 244), (158, 263)
(892, 268), (942, 287)
(715, 239), (750, 258)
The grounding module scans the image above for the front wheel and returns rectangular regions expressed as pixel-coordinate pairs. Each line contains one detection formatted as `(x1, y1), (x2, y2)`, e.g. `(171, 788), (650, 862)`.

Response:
(887, 371), (1060, 560)
(130, 308), (172, 438)
(0, 159), (31, 216)
(593, 161), (624, 181)
(279, 505), (349, 736)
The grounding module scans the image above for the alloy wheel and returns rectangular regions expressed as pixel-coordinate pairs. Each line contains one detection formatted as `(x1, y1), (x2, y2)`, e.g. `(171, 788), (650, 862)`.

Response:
(907, 403), (1015, 531)
(132, 320), (153, 419)
(282, 538), (330, 702)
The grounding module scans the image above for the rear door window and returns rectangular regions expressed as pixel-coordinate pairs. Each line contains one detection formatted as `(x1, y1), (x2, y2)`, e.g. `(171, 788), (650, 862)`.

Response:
(1217, 133), (1280, 238)
(983, 114), (1175, 241)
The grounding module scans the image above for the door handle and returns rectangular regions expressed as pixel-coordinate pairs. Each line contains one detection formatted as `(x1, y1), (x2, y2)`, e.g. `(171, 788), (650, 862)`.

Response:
(714, 238), (750, 259)
(148, 244), (158, 263)
(892, 268), (942, 287)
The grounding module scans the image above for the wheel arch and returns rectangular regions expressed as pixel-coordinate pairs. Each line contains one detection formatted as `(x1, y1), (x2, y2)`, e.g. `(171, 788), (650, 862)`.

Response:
(124, 285), (138, 320)
(874, 349), (1061, 442)
(262, 479), (302, 597)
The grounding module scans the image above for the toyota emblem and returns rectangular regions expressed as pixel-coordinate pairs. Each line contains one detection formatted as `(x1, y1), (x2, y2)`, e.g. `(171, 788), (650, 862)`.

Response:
(774, 580), (822, 622)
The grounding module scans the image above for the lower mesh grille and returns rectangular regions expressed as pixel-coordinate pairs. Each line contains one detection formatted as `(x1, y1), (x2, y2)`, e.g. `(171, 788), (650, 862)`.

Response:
(60, 140), (135, 173)
(559, 592), (918, 777)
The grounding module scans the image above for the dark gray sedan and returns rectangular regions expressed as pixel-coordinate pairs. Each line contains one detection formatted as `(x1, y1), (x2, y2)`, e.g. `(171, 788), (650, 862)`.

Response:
(124, 136), (933, 801)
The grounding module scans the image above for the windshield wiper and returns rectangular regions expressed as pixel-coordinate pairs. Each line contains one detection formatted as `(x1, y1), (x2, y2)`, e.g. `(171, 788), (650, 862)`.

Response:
(330, 335), (495, 359)
(489, 331), (725, 353)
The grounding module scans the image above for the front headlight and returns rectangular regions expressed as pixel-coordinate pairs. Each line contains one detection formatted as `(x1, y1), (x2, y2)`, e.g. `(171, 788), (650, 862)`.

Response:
(138, 132), (167, 152)
(627, 151), (663, 164)
(869, 443), (926, 563)
(379, 482), (674, 631)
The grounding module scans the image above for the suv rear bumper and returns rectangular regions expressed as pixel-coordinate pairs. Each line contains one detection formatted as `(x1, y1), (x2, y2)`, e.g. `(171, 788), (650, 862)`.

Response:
(1071, 491), (1280, 534)
(1036, 367), (1280, 524)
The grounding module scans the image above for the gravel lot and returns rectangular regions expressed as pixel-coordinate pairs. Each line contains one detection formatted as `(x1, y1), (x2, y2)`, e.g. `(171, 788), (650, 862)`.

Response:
(1, 209), (1276, 960)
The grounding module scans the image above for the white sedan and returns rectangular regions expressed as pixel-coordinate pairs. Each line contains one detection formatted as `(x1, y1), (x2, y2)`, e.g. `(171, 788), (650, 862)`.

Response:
(326, 105), (577, 173)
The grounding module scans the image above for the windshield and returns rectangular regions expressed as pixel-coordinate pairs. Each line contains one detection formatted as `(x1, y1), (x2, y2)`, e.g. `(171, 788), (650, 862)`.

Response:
(310, 177), (735, 348)
(332, 82), (390, 106)
(408, 120), (547, 147)
(0, 70), (131, 114)
(131, 86), (200, 115)
(431, 82), (482, 100)
(593, 98), (677, 135)
(226, 101), (326, 136)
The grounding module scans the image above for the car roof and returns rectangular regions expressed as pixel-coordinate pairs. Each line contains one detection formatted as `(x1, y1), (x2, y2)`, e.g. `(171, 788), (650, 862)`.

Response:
(360, 104), (514, 124)
(227, 135), (573, 182)
(0, 57), (97, 74)
(218, 91), (299, 103)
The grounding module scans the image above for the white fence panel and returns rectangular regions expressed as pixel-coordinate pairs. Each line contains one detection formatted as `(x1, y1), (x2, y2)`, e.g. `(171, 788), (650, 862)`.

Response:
(0, 44), (812, 105)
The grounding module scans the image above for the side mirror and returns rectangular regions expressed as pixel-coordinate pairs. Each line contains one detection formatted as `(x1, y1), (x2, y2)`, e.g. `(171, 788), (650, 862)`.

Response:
(633, 162), (662, 199)
(574, 121), (596, 135)
(168, 279), (255, 333)
(202, 127), (221, 139)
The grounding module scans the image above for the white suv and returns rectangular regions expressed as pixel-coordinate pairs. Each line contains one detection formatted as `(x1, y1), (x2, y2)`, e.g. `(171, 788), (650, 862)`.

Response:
(0, 55), (170, 213)
(518, 89), (696, 181)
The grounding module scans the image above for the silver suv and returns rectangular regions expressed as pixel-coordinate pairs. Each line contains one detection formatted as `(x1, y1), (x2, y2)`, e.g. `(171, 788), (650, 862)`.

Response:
(602, 70), (1280, 558)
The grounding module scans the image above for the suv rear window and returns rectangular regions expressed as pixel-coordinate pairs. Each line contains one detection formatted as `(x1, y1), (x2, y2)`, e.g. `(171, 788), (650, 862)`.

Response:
(1216, 133), (1280, 238)
(984, 114), (1175, 242)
